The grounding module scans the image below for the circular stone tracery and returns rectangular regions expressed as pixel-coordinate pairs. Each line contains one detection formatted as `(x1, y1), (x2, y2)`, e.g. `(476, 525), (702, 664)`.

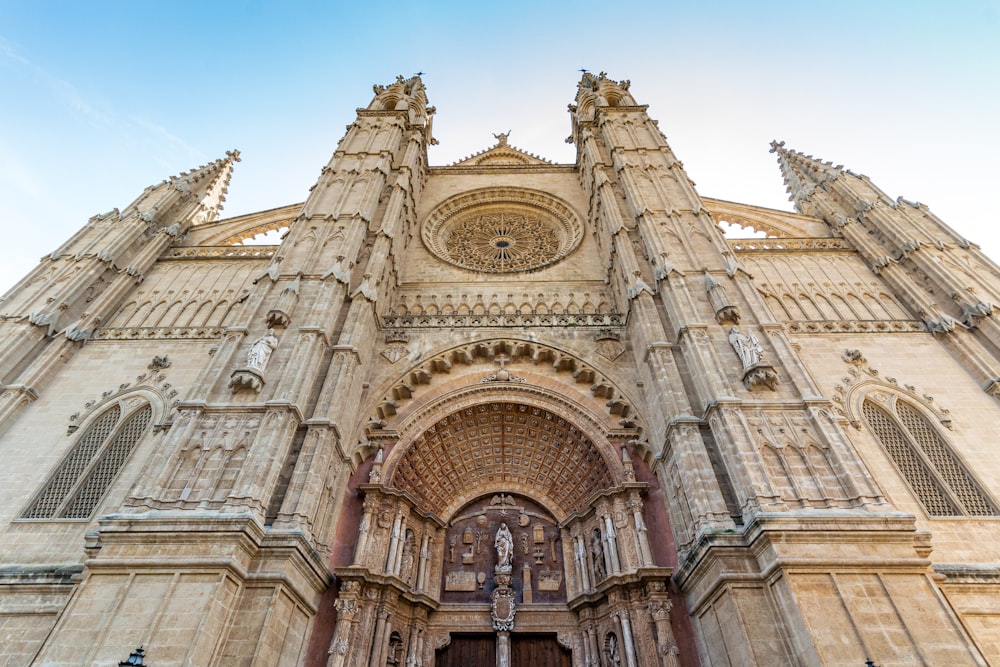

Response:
(422, 188), (583, 274)
(446, 210), (561, 273)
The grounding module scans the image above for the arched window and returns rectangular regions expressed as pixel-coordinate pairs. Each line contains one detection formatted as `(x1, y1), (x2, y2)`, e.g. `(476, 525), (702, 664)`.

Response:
(22, 401), (153, 519)
(862, 397), (997, 517)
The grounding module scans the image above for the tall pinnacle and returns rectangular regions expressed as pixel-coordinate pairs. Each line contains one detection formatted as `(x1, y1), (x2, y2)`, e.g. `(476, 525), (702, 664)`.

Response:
(170, 149), (241, 224)
(770, 141), (844, 212)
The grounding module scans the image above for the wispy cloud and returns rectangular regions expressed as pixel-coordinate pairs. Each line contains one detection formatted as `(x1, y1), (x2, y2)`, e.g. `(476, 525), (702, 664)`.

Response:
(1, 38), (206, 168)
(0, 137), (41, 197)
(0, 38), (111, 125)
(128, 115), (207, 163)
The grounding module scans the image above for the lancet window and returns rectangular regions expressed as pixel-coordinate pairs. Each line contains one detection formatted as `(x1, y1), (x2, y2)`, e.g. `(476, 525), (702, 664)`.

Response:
(862, 398), (997, 517)
(21, 401), (153, 519)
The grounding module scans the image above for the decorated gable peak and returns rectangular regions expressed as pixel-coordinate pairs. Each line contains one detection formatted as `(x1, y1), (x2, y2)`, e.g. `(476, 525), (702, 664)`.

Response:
(449, 131), (553, 167)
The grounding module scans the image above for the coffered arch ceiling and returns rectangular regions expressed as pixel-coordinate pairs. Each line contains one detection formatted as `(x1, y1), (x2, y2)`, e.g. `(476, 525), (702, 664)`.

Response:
(383, 391), (620, 522)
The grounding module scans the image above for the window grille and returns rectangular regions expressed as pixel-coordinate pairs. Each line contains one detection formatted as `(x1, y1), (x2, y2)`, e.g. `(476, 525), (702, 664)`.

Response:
(862, 398), (997, 517)
(22, 402), (152, 519)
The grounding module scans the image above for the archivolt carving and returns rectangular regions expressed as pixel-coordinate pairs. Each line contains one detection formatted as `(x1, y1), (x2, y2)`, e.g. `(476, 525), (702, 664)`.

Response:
(368, 338), (638, 430)
(68, 371), (175, 434)
(833, 351), (951, 430)
(385, 399), (617, 520)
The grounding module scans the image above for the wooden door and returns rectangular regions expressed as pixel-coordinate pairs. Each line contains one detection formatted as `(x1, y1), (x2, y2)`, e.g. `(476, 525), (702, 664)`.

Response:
(435, 633), (496, 667)
(511, 633), (571, 667)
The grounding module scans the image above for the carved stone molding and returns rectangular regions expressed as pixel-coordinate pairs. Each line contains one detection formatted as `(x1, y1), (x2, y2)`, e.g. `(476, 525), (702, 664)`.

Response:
(369, 338), (638, 431)
(163, 245), (277, 259)
(786, 320), (924, 334)
(94, 326), (226, 341)
(67, 372), (176, 435)
(742, 364), (779, 392)
(727, 238), (852, 252)
(832, 350), (951, 429)
(229, 368), (265, 393)
(382, 312), (624, 329)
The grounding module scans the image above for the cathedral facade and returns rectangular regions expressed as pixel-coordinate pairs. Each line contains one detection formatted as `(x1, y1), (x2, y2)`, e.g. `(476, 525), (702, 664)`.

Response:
(0, 73), (998, 666)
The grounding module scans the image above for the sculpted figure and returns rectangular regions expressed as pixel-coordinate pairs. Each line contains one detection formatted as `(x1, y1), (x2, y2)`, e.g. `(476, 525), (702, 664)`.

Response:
(728, 326), (762, 369)
(495, 522), (513, 571)
(247, 329), (279, 371)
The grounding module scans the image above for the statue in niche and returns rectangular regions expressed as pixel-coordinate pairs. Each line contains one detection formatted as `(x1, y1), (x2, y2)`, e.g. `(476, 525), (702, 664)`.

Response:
(728, 325), (763, 369)
(592, 529), (606, 581)
(449, 535), (456, 563)
(247, 328), (279, 371)
(400, 531), (415, 584)
(606, 633), (621, 667)
(495, 522), (513, 572)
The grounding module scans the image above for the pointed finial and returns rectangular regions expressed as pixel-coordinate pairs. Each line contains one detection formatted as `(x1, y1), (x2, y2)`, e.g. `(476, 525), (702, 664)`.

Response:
(769, 140), (785, 154)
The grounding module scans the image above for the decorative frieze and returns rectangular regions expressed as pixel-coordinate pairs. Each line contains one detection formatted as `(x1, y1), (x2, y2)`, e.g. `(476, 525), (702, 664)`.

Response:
(381, 312), (625, 328)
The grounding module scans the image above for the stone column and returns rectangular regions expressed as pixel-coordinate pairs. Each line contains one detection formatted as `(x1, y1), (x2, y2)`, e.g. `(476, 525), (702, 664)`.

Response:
(604, 514), (622, 574)
(368, 607), (391, 667)
(616, 610), (638, 667)
(649, 600), (681, 667)
(327, 598), (358, 667)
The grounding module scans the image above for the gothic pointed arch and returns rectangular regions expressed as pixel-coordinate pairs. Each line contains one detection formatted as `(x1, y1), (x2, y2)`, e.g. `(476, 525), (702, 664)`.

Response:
(21, 393), (157, 519)
(358, 337), (647, 466)
(861, 394), (998, 517)
(381, 387), (622, 522)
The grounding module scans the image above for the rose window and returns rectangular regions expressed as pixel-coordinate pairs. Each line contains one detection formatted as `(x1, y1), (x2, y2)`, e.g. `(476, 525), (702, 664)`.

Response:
(445, 212), (561, 273)
(422, 188), (583, 274)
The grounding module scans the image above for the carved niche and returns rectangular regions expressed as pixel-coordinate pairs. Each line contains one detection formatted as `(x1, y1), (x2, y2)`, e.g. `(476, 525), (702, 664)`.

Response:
(441, 494), (566, 605)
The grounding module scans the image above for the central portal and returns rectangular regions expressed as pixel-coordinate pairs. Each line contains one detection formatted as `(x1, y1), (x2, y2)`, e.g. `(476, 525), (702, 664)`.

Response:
(436, 634), (571, 667)
(441, 495), (565, 606)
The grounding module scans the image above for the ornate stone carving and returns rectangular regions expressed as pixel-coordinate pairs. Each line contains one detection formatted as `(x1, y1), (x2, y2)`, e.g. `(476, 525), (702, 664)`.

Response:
(595, 329), (625, 360)
(422, 187), (583, 274)
(382, 330), (410, 364)
(728, 326), (778, 391)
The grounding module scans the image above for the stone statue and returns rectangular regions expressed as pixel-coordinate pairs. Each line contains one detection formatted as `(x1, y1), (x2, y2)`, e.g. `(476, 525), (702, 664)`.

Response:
(495, 522), (513, 572)
(606, 634), (621, 667)
(591, 530), (606, 581)
(728, 326), (762, 369)
(247, 329), (278, 371)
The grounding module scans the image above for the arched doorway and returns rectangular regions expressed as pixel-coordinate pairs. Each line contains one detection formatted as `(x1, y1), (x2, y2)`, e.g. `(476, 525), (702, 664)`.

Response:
(325, 394), (682, 667)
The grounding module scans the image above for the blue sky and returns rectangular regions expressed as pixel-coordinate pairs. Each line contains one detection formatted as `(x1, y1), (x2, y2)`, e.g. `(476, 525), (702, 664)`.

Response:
(1, 1), (999, 293)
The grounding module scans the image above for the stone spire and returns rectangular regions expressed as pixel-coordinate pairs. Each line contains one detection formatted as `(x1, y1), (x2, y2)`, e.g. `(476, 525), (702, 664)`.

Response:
(771, 141), (1000, 395)
(123, 149), (241, 226)
(770, 140), (846, 212)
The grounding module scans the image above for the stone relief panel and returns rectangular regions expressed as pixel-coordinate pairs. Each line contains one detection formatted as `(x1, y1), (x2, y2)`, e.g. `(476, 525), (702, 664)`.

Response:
(746, 410), (851, 508)
(441, 494), (565, 606)
(103, 259), (260, 331)
(739, 252), (917, 328)
(161, 412), (260, 507)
